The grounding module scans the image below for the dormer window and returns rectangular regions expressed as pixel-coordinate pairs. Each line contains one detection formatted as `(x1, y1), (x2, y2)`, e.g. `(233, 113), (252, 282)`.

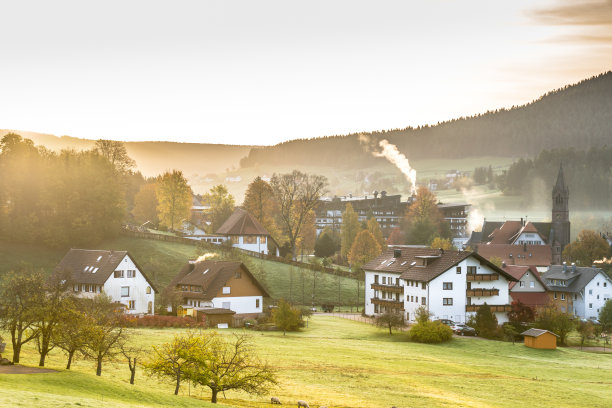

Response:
(96, 256), (102, 262)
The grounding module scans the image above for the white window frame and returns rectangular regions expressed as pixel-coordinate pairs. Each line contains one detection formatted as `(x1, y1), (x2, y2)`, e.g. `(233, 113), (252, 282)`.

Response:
(121, 286), (129, 297)
(222, 286), (230, 294)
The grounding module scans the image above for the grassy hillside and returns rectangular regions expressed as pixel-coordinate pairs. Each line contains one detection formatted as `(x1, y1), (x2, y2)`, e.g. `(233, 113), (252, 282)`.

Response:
(0, 236), (361, 307)
(2, 316), (611, 407)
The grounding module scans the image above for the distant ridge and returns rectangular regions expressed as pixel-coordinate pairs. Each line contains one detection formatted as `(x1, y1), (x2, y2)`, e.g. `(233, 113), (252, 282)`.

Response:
(240, 71), (612, 168)
(0, 130), (253, 178)
(4, 71), (612, 176)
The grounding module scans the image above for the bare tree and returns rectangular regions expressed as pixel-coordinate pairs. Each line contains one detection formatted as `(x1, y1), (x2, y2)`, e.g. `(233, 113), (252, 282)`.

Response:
(270, 170), (328, 260)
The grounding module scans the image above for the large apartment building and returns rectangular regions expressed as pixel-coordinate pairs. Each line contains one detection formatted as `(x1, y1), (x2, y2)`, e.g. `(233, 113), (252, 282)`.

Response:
(363, 247), (516, 324)
(315, 192), (469, 239)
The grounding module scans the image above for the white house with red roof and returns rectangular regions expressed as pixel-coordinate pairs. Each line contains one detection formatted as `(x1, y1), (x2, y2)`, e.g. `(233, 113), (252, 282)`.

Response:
(502, 264), (550, 309)
(363, 247), (517, 324)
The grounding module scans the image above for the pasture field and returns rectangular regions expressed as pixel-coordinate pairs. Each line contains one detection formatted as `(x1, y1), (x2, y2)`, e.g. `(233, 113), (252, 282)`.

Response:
(0, 237), (362, 307)
(1, 316), (611, 408)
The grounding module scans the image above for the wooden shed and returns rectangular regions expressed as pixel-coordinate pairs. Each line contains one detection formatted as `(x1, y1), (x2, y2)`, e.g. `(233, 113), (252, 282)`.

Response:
(521, 328), (558, 350)
(201, 308), (236, 328)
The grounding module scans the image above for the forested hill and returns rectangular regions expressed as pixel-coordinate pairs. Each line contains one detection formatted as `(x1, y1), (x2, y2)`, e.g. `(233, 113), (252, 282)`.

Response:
(240, 71), (612, 168)
(0, 130), (252, 177)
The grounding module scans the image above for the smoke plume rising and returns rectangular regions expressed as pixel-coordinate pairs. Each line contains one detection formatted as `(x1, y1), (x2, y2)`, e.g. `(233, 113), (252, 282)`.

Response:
(359, 135), (417, 195)
(195, 253), (217, 263)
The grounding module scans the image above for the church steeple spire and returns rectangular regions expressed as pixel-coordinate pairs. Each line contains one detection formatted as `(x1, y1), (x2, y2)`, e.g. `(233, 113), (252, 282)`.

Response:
(551, 163), (570, 265)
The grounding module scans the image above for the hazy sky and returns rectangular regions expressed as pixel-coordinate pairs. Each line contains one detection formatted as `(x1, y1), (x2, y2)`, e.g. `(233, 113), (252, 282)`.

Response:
(1, 0), (611, 146)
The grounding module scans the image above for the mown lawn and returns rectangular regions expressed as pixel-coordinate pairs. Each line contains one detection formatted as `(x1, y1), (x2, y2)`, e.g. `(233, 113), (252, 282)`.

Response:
(0, 237), (361, 306)
(2, 315), (611, 408)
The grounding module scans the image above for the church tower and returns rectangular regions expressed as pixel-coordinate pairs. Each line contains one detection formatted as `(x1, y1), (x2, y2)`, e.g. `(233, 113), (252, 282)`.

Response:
(551, 163), (570, 264)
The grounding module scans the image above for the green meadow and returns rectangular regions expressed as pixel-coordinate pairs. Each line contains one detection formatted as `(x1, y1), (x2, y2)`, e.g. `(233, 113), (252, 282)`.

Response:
(0, 237), (362, 307)
(1, 315), (611, 408)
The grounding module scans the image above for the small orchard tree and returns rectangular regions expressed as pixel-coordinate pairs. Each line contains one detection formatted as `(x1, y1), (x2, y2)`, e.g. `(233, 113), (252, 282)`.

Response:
(144, 332), (202, 395)
(82, 295), (128, 376)
(535, 306), (575, 346)
(375, 309), (404, 335)
(0, 266), (45, 363)
(187, 332), (277, 403)
(600, 299), (612, 333)
(272, 299), (303, 335)
(576, 320), (594, 350)
(475, 303), (499, 339)
(120, 343), (145, 385)
(52, 303), (92, 369)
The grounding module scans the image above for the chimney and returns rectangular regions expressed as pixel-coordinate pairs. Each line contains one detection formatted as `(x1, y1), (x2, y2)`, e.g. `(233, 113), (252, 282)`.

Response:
(439, 248), (444, 255)
(381, 190), (387, 198)
(393, 249), (402, 258)
(523, 243), (527, 252)
(501, 261), (506, 268)
(562, 262), (567, 272)
(520, 217), (523, 226)
(571, 262), (576, 272)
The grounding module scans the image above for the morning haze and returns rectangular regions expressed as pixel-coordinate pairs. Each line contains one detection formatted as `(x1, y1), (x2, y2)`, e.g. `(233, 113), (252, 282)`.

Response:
(1, 1), (612, 408)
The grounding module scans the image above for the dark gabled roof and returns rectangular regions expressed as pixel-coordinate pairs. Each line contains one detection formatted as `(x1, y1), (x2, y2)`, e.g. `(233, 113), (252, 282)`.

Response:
(521, 328), (558, 338)
(510, 292), (550, 307)
(168, 260), (270, 301)
(477, 244), (552, 267)
(199, 308), (236, 315)
(362, 248), (517, 283)
(541, 266), (610, 293)
(479, 220), (552, 245)
(216, 208), (270, 236)
(55, 249), (158, 292)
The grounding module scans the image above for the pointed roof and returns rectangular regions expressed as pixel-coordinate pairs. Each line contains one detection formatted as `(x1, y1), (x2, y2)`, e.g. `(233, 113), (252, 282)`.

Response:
(215, 208), (270, 236)
(167, 260), (270, 300)
(553, 163), (568, 194)
(56, 249), (158, 292)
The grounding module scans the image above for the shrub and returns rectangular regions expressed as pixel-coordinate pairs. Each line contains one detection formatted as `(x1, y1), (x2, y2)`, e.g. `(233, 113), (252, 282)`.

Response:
(409, 321), (453, 344)
(475, 303), (500, 339)
(120, 315), (205, 328)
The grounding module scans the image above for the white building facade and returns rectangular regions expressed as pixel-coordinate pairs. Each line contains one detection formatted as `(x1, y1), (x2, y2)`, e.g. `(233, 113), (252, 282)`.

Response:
(364, 248), (515, 324)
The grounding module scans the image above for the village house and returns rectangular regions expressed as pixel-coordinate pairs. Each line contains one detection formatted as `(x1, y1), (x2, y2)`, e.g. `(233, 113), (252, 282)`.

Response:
(181, 208), (279, 256)
(166, 259), (269, 320)
(363, 247), (517, 324)
(469, 164), (571, 267)
(541, 263), (612, 319)
(502, 264), (550, 310)
(56, 249), (157, 315)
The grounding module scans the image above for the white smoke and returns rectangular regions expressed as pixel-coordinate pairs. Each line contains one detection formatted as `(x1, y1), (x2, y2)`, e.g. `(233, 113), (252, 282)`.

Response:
(460, 187), (496, 233)
(195, 253), (217, 263)
(359, 135), (417, 195)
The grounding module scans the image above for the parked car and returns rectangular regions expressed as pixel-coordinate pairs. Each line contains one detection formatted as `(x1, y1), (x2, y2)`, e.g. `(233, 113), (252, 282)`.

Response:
(435, 319), (455, 326)
(451, 324), (477, 336)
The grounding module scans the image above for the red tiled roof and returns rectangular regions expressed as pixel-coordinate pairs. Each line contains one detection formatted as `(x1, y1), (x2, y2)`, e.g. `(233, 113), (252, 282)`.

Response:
(504, 265), (547, 289)
(488, 221), (522, 244)
(510, 292), (550, 308)
(477, 244), (551, 267)
(216, 208), (270, 236)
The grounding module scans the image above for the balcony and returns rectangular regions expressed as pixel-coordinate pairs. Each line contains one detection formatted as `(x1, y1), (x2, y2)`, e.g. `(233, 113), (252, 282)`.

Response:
(371, 298), (404, 310)
(466, 304), (511, 313)
(466, 273), (499, 281)
(466, 288), (499, 297)
(371, 284), (404, 294)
